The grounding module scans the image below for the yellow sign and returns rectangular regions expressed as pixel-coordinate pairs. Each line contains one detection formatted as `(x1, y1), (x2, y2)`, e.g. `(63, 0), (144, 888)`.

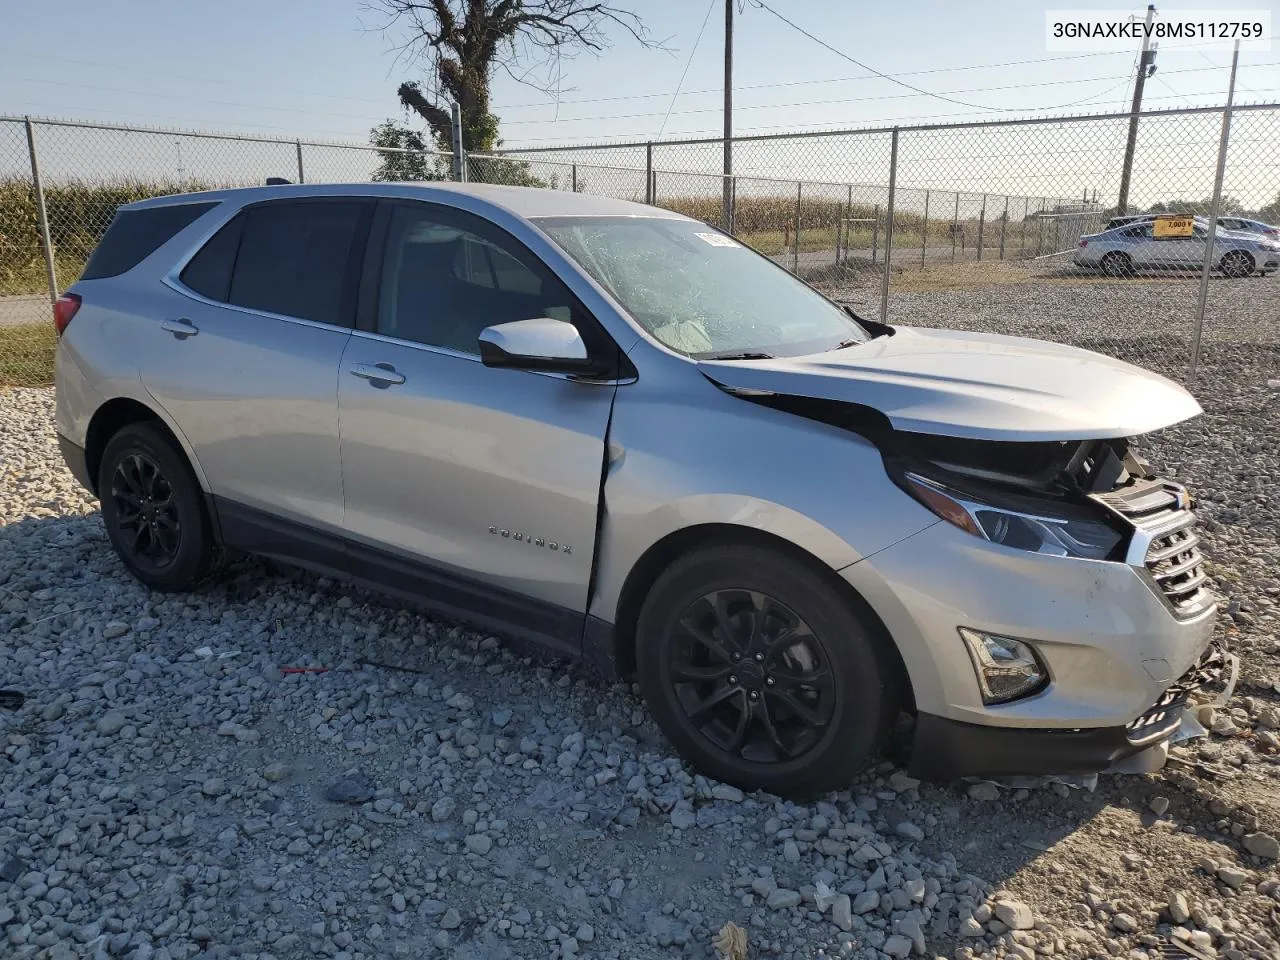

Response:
(1154, 216), (1195, 238)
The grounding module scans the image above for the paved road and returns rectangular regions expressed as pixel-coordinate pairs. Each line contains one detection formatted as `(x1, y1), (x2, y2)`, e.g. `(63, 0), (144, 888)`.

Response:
(0, 295), (48, 329)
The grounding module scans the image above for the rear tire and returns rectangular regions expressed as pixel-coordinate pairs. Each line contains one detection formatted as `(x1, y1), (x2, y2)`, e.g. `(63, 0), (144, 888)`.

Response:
(1220, 250), (1254, 278)
(636, 543), (897, 799)
(1100, 252), (1134, 277)
(98, 422), (217, 591)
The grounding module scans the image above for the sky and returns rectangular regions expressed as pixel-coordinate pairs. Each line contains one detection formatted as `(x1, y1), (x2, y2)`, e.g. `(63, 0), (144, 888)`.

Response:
(2, 1), (1278, 207)
(3, 0), (1278, 145)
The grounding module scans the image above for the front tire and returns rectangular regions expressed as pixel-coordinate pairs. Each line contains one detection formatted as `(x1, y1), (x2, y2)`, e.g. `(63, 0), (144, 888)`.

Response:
(1220, 250), (1254, 278)
(1100, 251), (1134, 277)
(636, 543), (897, 798)
(98, 422), (217, 591)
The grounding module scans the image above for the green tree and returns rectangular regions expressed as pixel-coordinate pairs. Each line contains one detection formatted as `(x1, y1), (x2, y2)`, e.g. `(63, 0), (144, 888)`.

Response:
(373, 0), (655, 154)
(369, 121), (446, 181)
(1256, 193), (1280, 224)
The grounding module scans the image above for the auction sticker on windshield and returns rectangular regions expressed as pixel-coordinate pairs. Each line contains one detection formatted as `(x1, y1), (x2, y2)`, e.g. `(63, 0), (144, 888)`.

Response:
(1154, 217), (1195, 239)
(695, 233), (740, 247)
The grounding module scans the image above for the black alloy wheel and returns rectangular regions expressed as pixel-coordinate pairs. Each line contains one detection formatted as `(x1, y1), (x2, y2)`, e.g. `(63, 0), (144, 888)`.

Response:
(637, 544), (896, 798)
(98, 421), (218, 591)
(668, 589), (834, 764)
(110, 452), (182, 569)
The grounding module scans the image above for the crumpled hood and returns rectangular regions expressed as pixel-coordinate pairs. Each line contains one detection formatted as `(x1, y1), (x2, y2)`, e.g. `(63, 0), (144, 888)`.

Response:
(698, 326), (1201, 441)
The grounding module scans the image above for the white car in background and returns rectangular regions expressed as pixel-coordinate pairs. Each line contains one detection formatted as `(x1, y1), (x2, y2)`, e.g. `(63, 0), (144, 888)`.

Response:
(1075, 219), (1280, 277)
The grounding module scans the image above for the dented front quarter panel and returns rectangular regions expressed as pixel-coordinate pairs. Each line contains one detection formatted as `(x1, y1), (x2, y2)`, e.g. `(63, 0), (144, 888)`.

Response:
(589, 346), (940, 624)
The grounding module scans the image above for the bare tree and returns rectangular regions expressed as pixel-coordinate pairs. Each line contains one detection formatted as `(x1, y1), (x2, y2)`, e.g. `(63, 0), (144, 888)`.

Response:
(372, 0), (657, 153)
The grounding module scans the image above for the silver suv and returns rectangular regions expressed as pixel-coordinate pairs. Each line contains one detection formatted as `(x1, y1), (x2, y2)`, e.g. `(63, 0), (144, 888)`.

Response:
(54, 183), (1224, 797)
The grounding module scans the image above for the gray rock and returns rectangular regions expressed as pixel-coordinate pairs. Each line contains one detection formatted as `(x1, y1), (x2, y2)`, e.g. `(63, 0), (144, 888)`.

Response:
(96, 711), (127, 735)
(832, 894), (852, 932)
(440, 909), (462, 930)
(1112, 912), (1138, 933)
(895, 821), (924, 841)
(958, 915), (984, 937)
(1217, 865), (1250, 888)
(263, 762), (289, 782)
(670, 807), (697, 830)
(994, 899), (1034, 930)
(853, 890), (880, 915)
(201, 778), (228, 797)
(575, 923), (594, 943)
(431, 796), (457, 822)
(102, 622), (129, 639)
(324, 775), (376, 805)
(1243, 832), (1280, 859)
(286, 838), (310, 856)
(782, 839), (800, 863)
(766, 889), (801, 910)
(883, 934), (913, 958)
(465, 834), (493, 855)
(711, 783), (744, 802)
(1148, 795), (1171, 816)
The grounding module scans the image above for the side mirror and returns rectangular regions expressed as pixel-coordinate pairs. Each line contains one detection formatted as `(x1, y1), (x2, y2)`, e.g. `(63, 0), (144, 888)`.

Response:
(479, 318), (593, 373)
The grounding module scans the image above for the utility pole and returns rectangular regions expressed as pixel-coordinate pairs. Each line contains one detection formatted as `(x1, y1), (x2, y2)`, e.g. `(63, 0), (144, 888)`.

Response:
(722, 0), (734, 232)
(1117, 4), (1157, 215)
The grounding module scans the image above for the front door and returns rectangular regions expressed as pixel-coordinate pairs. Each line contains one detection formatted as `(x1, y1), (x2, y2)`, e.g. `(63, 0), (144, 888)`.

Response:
(337, 201), (617, 636)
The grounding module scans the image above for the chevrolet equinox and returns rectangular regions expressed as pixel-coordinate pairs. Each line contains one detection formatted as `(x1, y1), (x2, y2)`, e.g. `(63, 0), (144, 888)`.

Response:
(53, 183), (1225, 797)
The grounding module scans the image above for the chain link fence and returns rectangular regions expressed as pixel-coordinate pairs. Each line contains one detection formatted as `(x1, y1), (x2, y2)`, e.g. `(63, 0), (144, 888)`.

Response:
(3, 106), (1278, 387)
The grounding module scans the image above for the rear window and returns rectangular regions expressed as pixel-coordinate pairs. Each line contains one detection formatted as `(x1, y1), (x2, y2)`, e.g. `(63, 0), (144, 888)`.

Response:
(226, 201), (365, 326)
(180, 213), (244, 302)
(80, 202), (217, 280)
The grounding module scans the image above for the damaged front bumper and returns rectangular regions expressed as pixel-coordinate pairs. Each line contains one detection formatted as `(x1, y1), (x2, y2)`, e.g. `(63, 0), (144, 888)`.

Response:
(908, 641), (1238, 781)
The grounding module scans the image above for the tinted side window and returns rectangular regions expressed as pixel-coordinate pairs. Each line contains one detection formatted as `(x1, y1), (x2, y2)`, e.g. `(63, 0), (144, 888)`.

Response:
(228, 202), (364, 326)
(376, 204), (576, 354)
(180, 213), (244, 302)
(81, 202), (216, 280)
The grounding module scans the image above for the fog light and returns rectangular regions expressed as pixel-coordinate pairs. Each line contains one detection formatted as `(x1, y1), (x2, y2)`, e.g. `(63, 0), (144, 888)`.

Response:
(958, 628), (1048, 704)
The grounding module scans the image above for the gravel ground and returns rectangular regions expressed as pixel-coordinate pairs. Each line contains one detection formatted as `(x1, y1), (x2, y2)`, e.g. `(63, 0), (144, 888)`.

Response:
(2, 277), (1279, 960)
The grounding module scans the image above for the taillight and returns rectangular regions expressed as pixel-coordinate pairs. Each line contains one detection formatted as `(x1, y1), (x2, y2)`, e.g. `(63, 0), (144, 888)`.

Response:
(1079, 240), (1088, 247)
(53, 293), (81, 337)
(1266, 228), (1278, 236)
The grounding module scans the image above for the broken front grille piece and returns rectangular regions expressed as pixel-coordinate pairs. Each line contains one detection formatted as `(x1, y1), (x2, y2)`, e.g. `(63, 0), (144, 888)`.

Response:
(1092, 478), (1214, 619)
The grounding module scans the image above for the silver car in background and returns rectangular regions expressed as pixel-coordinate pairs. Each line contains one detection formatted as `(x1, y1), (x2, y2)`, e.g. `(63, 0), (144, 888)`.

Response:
(1217, 216), (1280, 240)
(1075, 218), (1280, 277)
(53, 183), (1227, 797)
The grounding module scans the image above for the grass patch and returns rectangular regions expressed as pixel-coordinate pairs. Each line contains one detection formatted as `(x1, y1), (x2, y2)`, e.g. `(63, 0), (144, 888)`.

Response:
(0, 322), (56, 387)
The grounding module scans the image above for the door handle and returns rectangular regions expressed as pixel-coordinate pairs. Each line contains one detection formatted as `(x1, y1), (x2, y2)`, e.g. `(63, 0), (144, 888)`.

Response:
(161, 318), (198, 339)
(350, 362), (406, 387)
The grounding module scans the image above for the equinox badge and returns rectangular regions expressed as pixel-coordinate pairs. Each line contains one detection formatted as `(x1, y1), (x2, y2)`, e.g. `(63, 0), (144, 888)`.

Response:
(489, 526), (572, 554)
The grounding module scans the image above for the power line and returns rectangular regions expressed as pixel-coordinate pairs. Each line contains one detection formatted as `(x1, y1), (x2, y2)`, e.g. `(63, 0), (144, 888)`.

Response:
(657, 0), (717, 138)
(495, 65), (1253, 127)
(490, 50), (1144, 111)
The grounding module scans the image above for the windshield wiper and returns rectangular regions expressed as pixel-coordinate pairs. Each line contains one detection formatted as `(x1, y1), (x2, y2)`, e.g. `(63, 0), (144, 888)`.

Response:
(832, 339), (863, 350)
(700, 351), (775, 361)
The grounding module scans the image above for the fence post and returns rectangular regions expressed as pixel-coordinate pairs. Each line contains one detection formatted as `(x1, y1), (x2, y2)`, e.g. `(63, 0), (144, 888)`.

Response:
(844, 184), (852, 260)
(1192, 46), (1241, 380)
(998, 196), (1009, 260)
(951, 193), (960, 263)
(1037, 199), (1047, 256)
(450, 102), (465, 182)
(729, 176), (737, 234)
(645, 143), (654, 204)
(295, 140), (305, 184)
(24, 117), (58, 304)
(921, 189), (930, 267)
(834, 196), (843, 268)
(571, 163), (577, 192)
(977, 193), (986, 261)
(879, 127), (899, 323)
(871, 204), (880, 264)
(793, 181), (802, 274)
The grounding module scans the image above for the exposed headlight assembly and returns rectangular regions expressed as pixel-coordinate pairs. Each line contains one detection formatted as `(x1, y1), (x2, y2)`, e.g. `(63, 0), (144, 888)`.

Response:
(903, 472), (1123, 560)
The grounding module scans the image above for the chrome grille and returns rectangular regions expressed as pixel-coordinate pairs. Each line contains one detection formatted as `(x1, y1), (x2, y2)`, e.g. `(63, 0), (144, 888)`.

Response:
(1092, 479), (1213, 618)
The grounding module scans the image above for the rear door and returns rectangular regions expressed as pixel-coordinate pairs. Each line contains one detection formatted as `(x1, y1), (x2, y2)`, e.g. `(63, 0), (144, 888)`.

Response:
(336, 200), (617, 632)
(144, 197), (373, 529)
